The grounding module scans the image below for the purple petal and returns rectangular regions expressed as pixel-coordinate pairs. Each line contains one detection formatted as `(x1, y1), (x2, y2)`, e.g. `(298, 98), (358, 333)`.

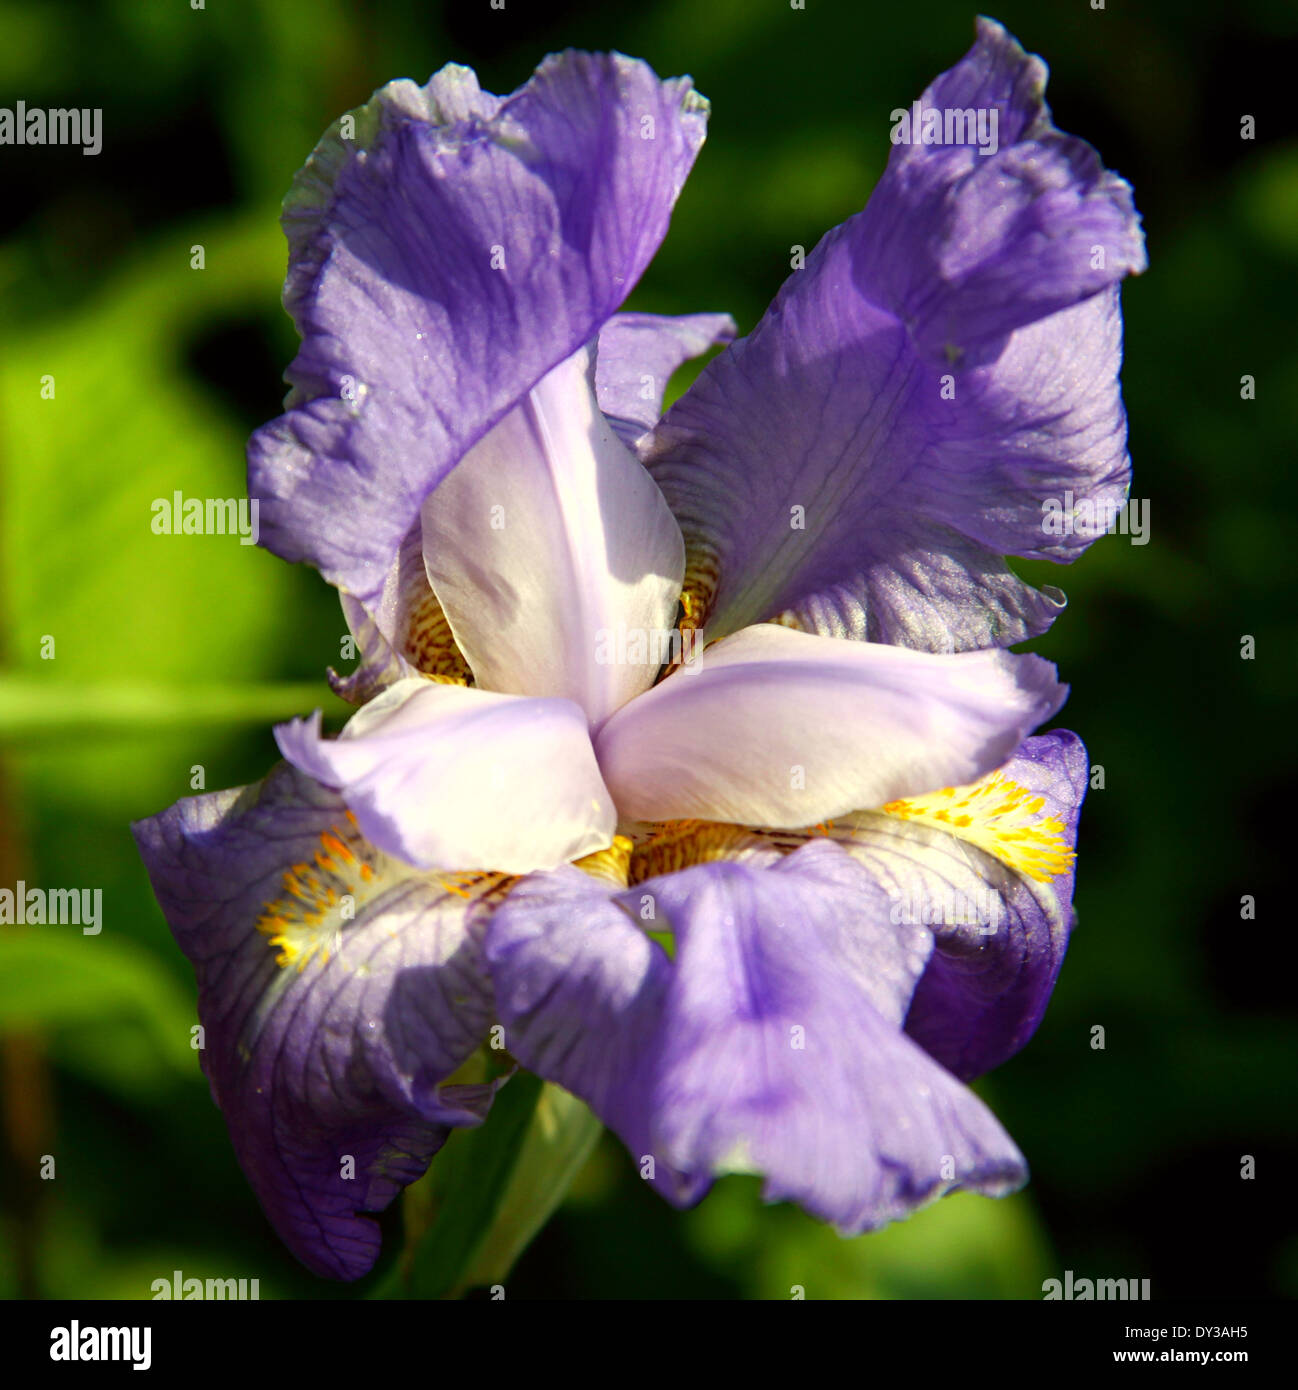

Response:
(860, 22), (1145, 362)
(644, 18), (1144, 649)
(420, 346), (685, 726)
(593, 622), (1065, 827)
(131, 763), (499, 1280)
(249, 53), (711, 614)
(594, 311), (736, 448)
(276, 678), (616, 873)
(487, 840), (1026, 1231)
(886, 730), (1088, 1079)
(482, 865), (673, 1191)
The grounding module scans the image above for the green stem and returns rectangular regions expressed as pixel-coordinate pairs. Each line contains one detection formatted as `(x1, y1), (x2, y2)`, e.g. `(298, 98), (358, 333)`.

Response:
(0, 678), (346, 737)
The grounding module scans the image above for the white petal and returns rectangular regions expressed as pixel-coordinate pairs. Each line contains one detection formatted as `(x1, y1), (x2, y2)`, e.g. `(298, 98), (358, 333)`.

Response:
(277, 678), (615, 873)
(593, 623), (1065, 827)
(421, 346), (685, 725)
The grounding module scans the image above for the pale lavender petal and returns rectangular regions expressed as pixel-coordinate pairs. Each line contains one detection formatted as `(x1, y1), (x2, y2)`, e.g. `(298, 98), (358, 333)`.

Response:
(593, 622), (1065, 827)
(420, 346), (684, 726)
(276, 677), (615, 872)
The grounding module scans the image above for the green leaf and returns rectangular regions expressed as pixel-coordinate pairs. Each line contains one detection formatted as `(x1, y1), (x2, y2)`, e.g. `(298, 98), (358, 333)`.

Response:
(0, 678), (346, 738)
(380, 1070), (544, 1300)
(684, 1173), (1053, 1300)
(0, 930), (197, 1082)
(372, 1072), (601, 1300)
(0, 213), (317, 814)
(457, 1081), (603, 1292)
(0, 214), (294, 687)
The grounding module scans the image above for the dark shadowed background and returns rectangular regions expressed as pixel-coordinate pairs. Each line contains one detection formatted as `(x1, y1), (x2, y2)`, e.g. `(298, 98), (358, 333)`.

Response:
(1, 0), (1295, 1299)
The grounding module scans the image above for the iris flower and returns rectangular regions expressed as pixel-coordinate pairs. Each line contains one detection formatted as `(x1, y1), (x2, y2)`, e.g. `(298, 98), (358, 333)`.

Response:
(134, 19), (1144, 1280)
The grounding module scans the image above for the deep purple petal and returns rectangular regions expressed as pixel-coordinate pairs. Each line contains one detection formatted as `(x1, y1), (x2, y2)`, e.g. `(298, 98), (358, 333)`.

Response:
(276, 678), (616, 873)
(131, 763), (499, 1280)
(593, 622), (1065, 826)
(487, 840), (1026, 1231)
(644, 18), (1144, 649)
(893, 730), (1088, 1079)
(249, 53), (711, 613)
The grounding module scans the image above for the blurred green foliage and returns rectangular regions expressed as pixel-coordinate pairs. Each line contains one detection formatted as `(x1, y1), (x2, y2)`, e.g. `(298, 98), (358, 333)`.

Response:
(0, 0), (1294, 1299)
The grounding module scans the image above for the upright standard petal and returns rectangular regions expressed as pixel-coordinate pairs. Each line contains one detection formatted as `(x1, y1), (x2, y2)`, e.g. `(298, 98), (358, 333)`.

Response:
(420, 346), (685, 726)
(249, 53), (711, 612)
(487, 840), (1026, 1231)
(593, 622), (1065, 827)
(276, 677), (616, 873)
(644, 18), (1144, 650)
(132, 764), (501, 1280)
(593, 311), (736, 448)
(856, 21), (1145, 362)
